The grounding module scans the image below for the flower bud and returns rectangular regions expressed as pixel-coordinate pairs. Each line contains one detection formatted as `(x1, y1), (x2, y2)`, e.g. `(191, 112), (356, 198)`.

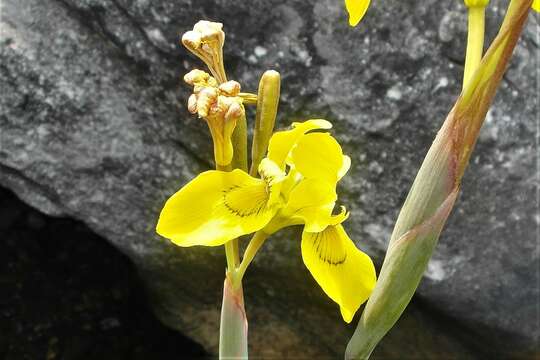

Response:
(187, 94), (198, 114)
(193, 21), (225, 46)
(184, 69), (210, 86)
(181, 31), (202, 51)
(219, 81), (241, 97)
(225, 101), (243, 122)
(196, 87), (218, 118)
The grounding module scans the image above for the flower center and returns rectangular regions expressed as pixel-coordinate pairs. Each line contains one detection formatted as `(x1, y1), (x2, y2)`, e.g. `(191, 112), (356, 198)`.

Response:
(222, 182), (269, 218)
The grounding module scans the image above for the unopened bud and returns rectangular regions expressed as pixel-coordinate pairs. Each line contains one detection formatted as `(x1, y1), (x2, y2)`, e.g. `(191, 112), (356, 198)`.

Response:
(219, 81), (241, 96)
(187, 94), (198, 114)
(193, 21), (224, 45)
(181, 31), (202, 50)
(225, 101), (243, 122)
(196, 87), (218, 117)
(184, 69), (210, 85)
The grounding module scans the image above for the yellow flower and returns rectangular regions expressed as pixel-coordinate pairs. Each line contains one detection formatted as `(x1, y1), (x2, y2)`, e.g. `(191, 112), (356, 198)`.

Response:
(345, 0), (371, 27)
(533, 0), (539, 12)
(156, 119), (376, 322)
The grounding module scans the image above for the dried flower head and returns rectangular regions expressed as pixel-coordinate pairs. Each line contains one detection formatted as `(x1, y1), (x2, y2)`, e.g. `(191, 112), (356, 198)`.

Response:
(183, 69), (244, 166)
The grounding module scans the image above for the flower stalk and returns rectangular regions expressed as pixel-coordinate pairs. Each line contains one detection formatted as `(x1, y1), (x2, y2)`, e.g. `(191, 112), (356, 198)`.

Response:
(346, 0), (533, 358)
(179, 21), (250, 358)
(233, 231), (269, 286)
(463, 1), (487, 89)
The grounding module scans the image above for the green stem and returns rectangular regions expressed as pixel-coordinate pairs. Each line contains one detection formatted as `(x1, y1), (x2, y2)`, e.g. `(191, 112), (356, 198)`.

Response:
(233, 231), (269, 286)
(216, 162), (239, 273)
(232, 238), (240, 267)
(463, 6), (485, 89)
(225, 242), (236, 273)
(230, 109), (249, 272)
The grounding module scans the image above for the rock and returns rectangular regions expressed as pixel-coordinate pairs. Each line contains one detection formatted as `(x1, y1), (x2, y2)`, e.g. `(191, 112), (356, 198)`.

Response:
(1, 0), (537, 357)
(0, 187), (208, 359)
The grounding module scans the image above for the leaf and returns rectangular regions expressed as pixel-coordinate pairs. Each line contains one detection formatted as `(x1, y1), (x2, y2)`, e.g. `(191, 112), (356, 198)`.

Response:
(346, 1), (533, 358)
(219, 276), (248, 360)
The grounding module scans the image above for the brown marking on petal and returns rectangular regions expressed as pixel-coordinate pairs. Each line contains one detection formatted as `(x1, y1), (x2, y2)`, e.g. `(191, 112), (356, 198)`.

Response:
(311, 228), (347, 266)
(222, 184), (269, 218)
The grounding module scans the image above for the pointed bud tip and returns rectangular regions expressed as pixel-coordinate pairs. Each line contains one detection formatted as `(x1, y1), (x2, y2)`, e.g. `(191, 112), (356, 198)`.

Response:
(262, 70), (281, 79)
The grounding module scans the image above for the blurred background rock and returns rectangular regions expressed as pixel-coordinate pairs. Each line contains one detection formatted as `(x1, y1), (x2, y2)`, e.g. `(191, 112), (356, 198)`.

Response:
(0, 0), (538, 358)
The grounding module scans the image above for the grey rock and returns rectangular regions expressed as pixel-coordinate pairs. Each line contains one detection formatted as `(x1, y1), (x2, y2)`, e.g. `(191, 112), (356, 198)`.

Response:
(1, 0), (538, 357)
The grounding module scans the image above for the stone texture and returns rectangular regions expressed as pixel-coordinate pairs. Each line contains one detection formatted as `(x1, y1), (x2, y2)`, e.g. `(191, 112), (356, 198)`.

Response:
(1, 0), (538, 357)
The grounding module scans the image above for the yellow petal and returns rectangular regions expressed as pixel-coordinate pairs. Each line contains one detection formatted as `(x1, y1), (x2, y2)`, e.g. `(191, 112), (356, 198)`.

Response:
(338, 155), (351, 180)
(258, 158), (287, 206)
(156, 169), (279, 247)
(268, 119), (332, 170)
(463, 0), (490, 7)
(291, 132), (344, 184)
(533, 0), (539, 12)
(345, 0), (371, 27)
(301, 224), (376, 323)
(283, 178), (337, 232)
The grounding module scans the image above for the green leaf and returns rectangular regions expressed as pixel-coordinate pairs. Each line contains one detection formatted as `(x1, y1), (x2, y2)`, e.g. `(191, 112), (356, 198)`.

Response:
(345, 0), (533, 358)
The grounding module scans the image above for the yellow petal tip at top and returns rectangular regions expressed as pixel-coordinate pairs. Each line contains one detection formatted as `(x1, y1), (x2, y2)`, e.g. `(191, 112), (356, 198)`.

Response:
(533, 0), (540, 12)
(267, 119), (332, 169)
(345, 0), (371, 27)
